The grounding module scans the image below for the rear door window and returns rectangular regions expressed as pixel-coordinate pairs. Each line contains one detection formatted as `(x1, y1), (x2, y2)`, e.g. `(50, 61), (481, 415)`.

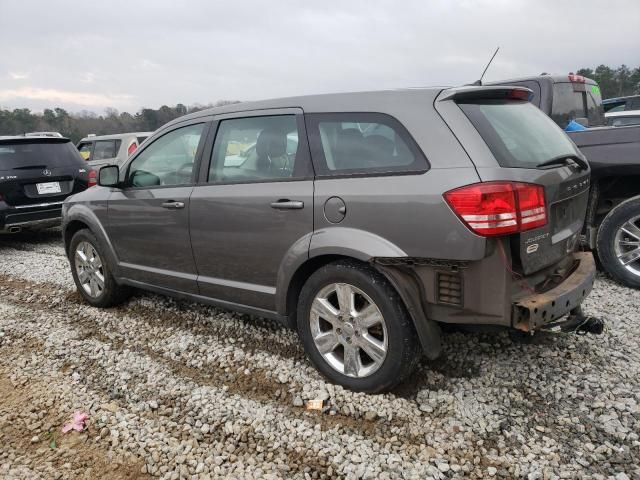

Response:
(306, 113), (428, 176)
(93, 140), (121, 161)
(0, 141), (82, 169)
(459, 100), (580, 169)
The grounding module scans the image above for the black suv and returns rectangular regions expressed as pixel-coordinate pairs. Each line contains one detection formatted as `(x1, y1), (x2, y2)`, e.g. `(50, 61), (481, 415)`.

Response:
(0, 136), (93, 233)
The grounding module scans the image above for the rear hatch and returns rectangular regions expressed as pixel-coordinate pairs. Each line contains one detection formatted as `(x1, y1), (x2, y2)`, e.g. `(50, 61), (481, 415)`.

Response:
(0, 137), (90, 207)
(440, 87), (590, 276)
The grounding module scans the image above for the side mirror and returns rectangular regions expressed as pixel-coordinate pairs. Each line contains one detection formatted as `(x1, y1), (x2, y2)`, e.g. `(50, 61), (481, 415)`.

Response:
(98, 165), (120, 187)
(575, 117), (589, 128)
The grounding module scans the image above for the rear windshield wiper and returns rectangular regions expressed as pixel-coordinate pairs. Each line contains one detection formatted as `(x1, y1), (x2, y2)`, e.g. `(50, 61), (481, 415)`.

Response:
(536, 155), (588, 171)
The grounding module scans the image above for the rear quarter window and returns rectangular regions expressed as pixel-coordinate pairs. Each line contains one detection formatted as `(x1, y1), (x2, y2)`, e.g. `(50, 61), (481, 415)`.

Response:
(77, 142), (93, 160)
(305, 112), (428, 176)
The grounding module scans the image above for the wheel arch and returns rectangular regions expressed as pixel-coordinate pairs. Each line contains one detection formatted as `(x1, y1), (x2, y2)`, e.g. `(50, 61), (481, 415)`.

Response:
(278, 235), (442, 358)
(62, 205), (121, 277)
(593, 176), (640, 227)
(276, 227), (408, 324)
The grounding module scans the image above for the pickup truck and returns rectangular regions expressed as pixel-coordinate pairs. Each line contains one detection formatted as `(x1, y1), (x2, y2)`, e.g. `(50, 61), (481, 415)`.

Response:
(489, 74), (640, 288)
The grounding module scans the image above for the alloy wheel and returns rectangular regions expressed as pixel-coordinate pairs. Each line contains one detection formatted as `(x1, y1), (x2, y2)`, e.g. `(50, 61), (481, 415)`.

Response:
(309, 282), (388, 378)
(614, 215), (640, 277)
(75, 241), (105, 298)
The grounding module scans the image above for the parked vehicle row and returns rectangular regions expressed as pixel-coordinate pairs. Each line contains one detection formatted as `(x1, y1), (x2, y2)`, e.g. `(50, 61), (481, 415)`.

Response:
(490, 74), (640, 288)
(62, 84), (597, 392)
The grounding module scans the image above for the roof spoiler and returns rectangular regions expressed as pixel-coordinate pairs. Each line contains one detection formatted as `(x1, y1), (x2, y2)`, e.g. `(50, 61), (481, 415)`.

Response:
(438, 85), (533, 102)
(0, 136), (70, 145)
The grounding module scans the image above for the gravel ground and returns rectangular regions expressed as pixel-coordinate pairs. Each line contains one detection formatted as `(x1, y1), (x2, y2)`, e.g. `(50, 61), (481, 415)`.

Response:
(0, 229), (638, 479)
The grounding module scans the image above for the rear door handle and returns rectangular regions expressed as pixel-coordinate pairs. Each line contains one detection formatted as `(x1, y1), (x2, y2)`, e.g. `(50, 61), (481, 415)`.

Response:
(270, 199), (304, 210)
(161, 201), (185, 209)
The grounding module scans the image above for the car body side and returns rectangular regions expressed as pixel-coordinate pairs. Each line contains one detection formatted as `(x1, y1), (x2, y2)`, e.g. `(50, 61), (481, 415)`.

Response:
(62, 87), (593, 358)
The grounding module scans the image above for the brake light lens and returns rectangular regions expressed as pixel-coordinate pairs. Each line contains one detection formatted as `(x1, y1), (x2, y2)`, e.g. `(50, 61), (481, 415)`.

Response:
(444, 182), (547, 236)
(88, 169), (97, 188)
(568, 73), (586, 83)
(127, 142), (138, 156)
(507, 89), (531, 101)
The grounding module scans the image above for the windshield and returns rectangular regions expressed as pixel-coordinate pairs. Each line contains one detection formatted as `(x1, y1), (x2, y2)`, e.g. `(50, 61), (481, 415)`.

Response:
(0, 141), (81, 170)
(459, 100), (580, 169)
(550, 82), (605, 128)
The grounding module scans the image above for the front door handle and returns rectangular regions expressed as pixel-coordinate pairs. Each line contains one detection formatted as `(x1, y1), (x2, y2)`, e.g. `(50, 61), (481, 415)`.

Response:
(270, 199), (304, 210)
(161, 201), (185, 210)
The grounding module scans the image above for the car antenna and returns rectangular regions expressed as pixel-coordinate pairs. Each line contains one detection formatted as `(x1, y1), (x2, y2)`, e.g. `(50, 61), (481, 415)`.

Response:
(472, 47), (500, 86)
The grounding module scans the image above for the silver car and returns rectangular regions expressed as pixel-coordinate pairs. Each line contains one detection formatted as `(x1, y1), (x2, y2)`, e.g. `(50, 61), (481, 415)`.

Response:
(76, 132), (152, 170)
(62, 86), (597, 392)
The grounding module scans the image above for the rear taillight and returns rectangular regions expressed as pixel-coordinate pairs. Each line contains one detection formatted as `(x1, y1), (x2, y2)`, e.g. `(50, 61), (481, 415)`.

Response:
(127, 142), (138, 156)
(444, 182), (547, 237)
(568, 73), (586, 83)
(88, 169), (97, 188)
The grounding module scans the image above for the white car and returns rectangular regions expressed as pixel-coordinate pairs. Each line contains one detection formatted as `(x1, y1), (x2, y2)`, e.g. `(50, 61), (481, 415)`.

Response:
(605, 110), (640, 127)
(77, 132), (153, 169)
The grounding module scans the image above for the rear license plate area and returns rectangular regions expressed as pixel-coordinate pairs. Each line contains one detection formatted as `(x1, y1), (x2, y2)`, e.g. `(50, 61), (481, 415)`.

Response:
(36, 182), (61, 195)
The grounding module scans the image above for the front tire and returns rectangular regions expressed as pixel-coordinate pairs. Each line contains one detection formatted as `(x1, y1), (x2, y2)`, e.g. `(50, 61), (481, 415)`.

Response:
(69, 229), (130, 307)
(597, 197), (640, 288)
(297, 260), (421, 393)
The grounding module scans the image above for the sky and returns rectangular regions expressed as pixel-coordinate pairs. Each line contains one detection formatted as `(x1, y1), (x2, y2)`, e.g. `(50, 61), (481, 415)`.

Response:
(0, 0), (638, 114)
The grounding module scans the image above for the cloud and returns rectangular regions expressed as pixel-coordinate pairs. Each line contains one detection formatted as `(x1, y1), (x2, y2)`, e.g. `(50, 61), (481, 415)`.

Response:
(0, 87), (134, 109)
(8, 72), (30, 80)
(0, 0), (638, 112)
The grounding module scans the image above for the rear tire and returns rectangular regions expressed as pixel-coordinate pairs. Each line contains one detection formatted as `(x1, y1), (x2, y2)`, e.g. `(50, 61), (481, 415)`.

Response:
(69, 229), (130, 307)
(597, 197), (640, 289)
(297, 260), (421, 393)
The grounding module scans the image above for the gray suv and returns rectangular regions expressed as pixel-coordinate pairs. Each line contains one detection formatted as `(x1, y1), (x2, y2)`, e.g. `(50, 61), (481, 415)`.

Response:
(62, 86), (596, 392)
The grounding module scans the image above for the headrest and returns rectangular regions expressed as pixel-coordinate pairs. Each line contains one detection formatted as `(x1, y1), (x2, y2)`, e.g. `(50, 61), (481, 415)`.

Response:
(256, 128), (287, 158)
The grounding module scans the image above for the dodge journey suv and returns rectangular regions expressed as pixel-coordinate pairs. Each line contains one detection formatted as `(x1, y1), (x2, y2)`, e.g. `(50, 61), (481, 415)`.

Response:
(62, 86), (596, 392)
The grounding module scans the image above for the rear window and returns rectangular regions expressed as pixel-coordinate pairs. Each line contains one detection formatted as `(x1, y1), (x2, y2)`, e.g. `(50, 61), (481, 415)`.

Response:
(459, 100), (580, 169)
(93, 140), (121, 160)
(551, 82), (605, 128)
(0, 141), (82, 170)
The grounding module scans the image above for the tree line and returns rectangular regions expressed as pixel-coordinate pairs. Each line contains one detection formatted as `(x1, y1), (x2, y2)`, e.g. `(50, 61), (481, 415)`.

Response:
(576, 64), (640, 99)
(1, 64), (639, 143)
(0, 101), (238, 143)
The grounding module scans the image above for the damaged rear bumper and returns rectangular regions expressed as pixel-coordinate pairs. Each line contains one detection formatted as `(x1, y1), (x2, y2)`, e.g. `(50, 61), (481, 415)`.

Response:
(512, 252), (596, 332)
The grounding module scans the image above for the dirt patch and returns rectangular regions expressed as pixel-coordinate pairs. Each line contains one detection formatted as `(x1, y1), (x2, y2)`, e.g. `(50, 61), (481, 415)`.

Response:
(0, 371), (148, 479)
